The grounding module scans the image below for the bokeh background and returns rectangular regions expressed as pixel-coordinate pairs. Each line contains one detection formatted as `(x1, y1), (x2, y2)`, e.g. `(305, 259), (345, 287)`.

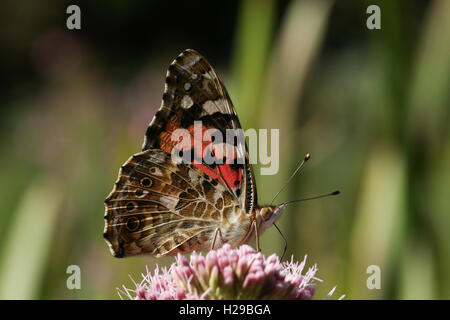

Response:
(0, 0), (449, 299)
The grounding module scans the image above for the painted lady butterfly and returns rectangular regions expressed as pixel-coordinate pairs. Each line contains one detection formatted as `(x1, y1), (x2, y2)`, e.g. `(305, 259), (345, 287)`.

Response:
(104, 49), (288, 258)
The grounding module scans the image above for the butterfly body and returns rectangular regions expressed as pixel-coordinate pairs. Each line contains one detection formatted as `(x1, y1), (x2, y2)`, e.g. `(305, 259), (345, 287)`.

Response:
(104, 49), (286, 258)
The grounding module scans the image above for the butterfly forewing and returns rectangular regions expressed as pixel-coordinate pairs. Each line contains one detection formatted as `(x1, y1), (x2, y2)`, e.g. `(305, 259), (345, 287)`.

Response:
(142, 49), (257, 213)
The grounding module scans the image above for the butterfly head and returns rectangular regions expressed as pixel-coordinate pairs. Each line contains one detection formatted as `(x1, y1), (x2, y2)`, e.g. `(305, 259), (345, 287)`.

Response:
(255, 204), (288, 233)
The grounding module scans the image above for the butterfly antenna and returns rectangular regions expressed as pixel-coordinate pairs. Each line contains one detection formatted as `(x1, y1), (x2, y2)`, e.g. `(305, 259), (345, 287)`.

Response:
(272, 190), (340, 260)
(282, 190), (340, 206)
(273, 222), (287, 261)
(270, 153), (311, 206)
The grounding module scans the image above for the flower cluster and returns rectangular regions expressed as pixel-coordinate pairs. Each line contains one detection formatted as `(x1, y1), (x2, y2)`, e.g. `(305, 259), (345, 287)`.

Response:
(118, 244), (341, 300)
(131, 265), (202, 300)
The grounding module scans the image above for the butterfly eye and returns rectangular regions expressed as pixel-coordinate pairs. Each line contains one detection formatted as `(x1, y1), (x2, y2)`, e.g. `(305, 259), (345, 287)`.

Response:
(140, 177), (153, 187)
(261, 208), (273, 221)
(126, 216), (140, 231)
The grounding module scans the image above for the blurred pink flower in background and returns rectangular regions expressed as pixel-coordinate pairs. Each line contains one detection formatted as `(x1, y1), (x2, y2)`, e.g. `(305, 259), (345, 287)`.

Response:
(118, 244), (344, 300)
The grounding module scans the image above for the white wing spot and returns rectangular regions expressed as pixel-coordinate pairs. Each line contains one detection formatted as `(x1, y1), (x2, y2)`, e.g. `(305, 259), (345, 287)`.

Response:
(203, 72), (213, 80)
(159, 195), (178, 209)
(188, 169), (200, 184)
(149, 153), (166, 164)
(191, 74), (198, 80)
(203, 100), (217, 114)
(181, 95), (194, 109)
(201, 99), (231, 116)
(184, 82), (192, 91)
(183, 53), (200, 68)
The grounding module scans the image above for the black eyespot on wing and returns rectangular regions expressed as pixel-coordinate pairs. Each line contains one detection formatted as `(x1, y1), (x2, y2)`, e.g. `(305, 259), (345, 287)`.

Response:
(126, 216), (140, 231)
(140, 177), (152, 187)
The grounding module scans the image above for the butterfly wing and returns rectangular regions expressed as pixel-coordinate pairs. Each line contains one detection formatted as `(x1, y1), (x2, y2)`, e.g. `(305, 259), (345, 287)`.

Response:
(104, 150), (251, 257)
(142, 49), (257, 214)
(104, 50), (258, 257)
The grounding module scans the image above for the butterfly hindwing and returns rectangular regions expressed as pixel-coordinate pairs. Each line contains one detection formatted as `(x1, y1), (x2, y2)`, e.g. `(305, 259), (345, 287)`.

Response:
(103, 149), (251, 257)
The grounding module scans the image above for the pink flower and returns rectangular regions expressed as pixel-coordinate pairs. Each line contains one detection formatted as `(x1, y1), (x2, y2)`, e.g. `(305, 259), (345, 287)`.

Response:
(118, 244), (343, 300)
(118, 265), (203, 300)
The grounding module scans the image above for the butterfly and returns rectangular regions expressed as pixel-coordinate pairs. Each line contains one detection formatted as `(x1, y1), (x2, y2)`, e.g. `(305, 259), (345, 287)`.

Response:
(104, 49), (288, 258)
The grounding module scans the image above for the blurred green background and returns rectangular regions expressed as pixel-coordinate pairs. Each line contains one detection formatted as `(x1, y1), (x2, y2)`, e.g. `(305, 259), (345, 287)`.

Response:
(0, 0), (449, 299)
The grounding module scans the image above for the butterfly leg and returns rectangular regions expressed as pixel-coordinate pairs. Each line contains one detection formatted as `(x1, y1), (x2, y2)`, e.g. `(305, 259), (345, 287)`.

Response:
(253, 220), (260, 252)
(211, 228), (224, 250)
